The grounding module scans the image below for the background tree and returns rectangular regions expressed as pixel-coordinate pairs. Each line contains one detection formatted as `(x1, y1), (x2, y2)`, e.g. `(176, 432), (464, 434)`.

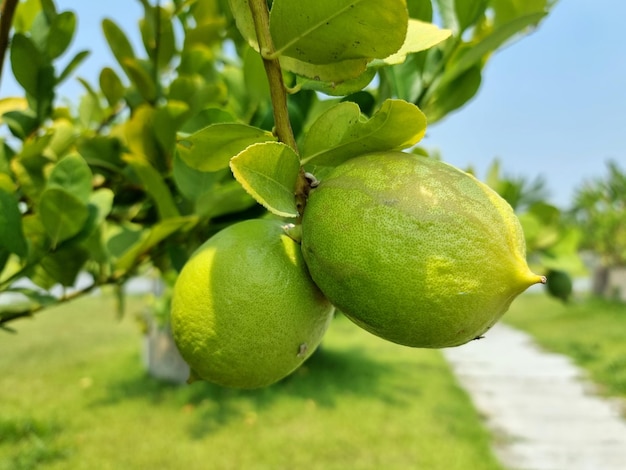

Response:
(0, 0), (560, 330)
(571, 160), (626, 297)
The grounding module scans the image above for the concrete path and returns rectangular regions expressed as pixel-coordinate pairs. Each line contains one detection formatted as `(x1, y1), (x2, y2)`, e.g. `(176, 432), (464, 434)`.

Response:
(443, 323), (626, 470)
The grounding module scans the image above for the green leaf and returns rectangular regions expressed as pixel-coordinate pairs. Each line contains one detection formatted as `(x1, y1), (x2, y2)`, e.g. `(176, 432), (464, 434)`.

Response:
(455, 0), (488, 33)
(39, 188), (89, 246)
(301, 99), (427, 167)
(46, 11), (76, 59)
(445, 12), (547, 84)
(421, 64), (482, 123)
(40, 245), (89, 287)
(433, 0), (458, 32)
(153, 101), (190, 153)
(230, 142), (300, 218)
(0, 190), (28, 257)
(114, 216), (198, 273)
(298, 68), (376, 96)
(99, 67), (125, 107)
(2, 109), (39, 140)
(77, 83), (104, 129)
(270, 0), (408, 64)
(13, 0), (41, 33)
(77, 135), (124, 171)
(172, 153), (225, 201)
(57, 50), (90, 84)
(407, 0), (433, 21)
(11, 158), (47, 203)
(124, 155), (180, 220)
(196, 180), (257, 219)
(227, 0), (258, 49)
(102, 18), (136, 70)
(10, 33), (43, 96)
(380, 19), (452, 66)
(140, 5), (176, 69)
(123, 58), (157, 102)
(88, 188), (115, 227)
(124, 105), (163, 171)
(0, 248), (9, 279)
(243, 47), (271, 103)
(33, 64), (56, 121)
(279, 56), (369, 84)
(47, 154), (93, 204)
(176, 123), (275, 172)
(46, 118), (77, 159)
(491, 0), (551, 29)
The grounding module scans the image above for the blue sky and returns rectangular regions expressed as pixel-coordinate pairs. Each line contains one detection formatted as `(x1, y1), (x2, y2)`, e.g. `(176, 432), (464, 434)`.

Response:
(2, 0), (624, 209)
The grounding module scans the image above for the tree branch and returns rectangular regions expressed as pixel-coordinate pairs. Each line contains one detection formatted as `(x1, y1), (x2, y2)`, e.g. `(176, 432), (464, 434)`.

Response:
(247, 0), (310, 217)
(0, 0), (19, 90)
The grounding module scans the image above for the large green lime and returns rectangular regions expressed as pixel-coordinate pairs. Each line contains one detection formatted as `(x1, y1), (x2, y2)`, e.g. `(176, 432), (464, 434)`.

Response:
(301, 152), (544, 348)
(171, 219), (334, 388)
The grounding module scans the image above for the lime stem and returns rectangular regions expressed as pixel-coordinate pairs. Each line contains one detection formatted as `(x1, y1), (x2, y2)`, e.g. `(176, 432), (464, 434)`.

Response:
(247, 0), (310, 218)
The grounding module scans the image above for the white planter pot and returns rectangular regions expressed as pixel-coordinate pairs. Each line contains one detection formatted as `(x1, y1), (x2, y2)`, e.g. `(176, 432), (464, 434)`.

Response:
(143, 324), (190, 384)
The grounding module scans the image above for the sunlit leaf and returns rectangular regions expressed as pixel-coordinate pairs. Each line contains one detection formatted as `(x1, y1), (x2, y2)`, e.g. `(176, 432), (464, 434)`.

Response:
(0, 97), (28, 118)
(230, 142), (300, 218)
(270, 0), (408, 64)
(380, 20), (452, 66)
(13, 0), (41, 33)
(301, 99), (427, 167)
(176, 123), (275, 172)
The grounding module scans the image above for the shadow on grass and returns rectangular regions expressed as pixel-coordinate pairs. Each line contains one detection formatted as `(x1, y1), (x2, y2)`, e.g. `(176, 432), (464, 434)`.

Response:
(91, 343), (413, 437)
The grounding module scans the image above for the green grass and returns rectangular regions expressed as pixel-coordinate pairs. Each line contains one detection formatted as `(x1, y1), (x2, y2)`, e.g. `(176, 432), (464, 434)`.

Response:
(1, 294), (503, 470)
(505, 293), (626, 399)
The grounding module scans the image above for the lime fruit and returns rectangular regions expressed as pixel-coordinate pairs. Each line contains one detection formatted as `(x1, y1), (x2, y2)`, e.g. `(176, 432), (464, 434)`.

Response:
(171, 219), (334, 389)
(301, 152), (544, 348)
(545, 269), (573, 302)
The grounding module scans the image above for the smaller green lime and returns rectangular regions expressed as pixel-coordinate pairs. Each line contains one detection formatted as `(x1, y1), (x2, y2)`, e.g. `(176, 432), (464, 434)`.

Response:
(545, 270), (573, 302)
(171, 219), (334, 389)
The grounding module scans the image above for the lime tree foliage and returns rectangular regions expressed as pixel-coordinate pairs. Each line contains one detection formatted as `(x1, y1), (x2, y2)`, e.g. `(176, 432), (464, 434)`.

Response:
(0, 0), (558, 329)
(571, 160), (626, 296)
